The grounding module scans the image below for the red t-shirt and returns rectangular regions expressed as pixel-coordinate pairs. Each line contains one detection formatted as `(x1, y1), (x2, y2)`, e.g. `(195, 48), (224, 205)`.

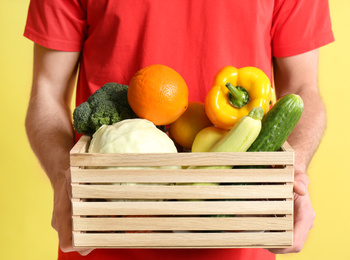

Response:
(24, 0), (334, 259)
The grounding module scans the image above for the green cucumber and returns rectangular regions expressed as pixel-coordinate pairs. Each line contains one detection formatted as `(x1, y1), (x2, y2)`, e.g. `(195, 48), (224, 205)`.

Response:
(248, 94), (303, 152)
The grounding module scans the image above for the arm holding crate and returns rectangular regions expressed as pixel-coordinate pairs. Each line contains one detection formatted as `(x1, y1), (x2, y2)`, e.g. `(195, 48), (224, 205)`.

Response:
(269, 49), (325, 254)
(25, 43), (91, 256)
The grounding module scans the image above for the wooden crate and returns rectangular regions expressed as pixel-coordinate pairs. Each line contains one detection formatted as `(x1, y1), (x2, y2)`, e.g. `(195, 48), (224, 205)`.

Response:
(70, 135), (294, 249)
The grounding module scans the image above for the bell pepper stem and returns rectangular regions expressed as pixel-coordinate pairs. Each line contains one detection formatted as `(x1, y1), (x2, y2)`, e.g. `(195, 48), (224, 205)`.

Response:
(225, 82), (250, 108)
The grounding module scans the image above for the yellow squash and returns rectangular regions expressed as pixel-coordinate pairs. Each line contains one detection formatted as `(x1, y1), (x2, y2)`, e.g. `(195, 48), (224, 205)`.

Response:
(188, 107), (263, 169)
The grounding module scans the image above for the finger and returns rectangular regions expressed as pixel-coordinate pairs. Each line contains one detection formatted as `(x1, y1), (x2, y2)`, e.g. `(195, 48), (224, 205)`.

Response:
(51, 179), (75, 253)
(294, 171), (309, 196)
(56, 214), (94, 256)
(60, 243), (94, 256)
(268, 213), (312, 253)
(54, 200), (74, 253)
(267, 193), (315, 254)
(78, 248), (95, 256)
(287, 194), (315, 253)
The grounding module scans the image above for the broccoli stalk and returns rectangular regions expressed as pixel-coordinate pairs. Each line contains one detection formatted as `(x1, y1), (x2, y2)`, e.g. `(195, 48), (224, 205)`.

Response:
(73, 82), (137, 135)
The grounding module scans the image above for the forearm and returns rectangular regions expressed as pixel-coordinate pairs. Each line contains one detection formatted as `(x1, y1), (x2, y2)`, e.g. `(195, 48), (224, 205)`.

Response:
(25, 87), (74, 186)
(269, 50), (322, 255)
(25, 44), (80, 187)
(273, 50), (326, 173)
(283, 87), (326, 173)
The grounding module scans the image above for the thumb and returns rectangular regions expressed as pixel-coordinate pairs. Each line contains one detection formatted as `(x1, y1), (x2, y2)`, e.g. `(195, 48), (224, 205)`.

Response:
(78, 248), (94, 256)
(294, 170), (309, 196)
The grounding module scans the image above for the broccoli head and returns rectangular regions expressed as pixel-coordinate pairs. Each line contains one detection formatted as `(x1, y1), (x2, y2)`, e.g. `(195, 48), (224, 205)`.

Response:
(73, 82), (138, 135)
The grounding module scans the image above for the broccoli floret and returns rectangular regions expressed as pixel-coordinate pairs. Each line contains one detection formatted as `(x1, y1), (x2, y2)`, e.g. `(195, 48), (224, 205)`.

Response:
(73, 82), (138, 135)
(90, 100), (121, 130)
(98, 82), (124, 101)
(72, 102), (94, 134)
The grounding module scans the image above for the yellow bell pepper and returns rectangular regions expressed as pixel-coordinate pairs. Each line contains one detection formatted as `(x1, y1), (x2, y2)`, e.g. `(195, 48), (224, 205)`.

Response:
(205, 66), (272, 130)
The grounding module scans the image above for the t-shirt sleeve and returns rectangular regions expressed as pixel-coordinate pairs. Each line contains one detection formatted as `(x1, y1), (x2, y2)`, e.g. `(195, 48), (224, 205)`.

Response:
(24, 0), (87, 52)
(271, 0), (334, 57)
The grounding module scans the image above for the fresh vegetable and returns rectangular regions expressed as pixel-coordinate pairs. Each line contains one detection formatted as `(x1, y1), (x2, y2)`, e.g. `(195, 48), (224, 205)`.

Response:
(209, 107), (263, 153)
(73, 82), (137, 135)
(189, 107), (263, 169)
(89, 118), (178, 156)
(248, 94), (304, 152)
(89, 119), (179, 202)
(191, 126), (227, 153)
(205, 66), (272, 130)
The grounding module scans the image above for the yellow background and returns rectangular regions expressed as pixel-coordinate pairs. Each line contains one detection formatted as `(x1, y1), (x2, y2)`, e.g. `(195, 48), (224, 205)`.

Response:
(1, 0), (349, 259)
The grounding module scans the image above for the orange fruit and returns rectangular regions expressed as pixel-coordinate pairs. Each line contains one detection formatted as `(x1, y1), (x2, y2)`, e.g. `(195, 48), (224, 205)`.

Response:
(169, 102), (213, 150)
(128, 64), (189, 125)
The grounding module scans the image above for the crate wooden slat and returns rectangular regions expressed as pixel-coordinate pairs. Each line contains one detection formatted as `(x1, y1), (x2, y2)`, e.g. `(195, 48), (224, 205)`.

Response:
(70, 135), (294, 249)
(73, 216), (293, 231)
(71, 167), (294, 183)
(73, 232), (293, 248)
(73, 200), (293, 216)
(72, 183), (293, 200)
(70, 151), (293, 167)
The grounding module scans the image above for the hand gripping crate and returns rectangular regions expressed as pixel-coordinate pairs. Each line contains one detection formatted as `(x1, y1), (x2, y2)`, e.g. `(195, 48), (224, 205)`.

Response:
(70, 135), (294, 249)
